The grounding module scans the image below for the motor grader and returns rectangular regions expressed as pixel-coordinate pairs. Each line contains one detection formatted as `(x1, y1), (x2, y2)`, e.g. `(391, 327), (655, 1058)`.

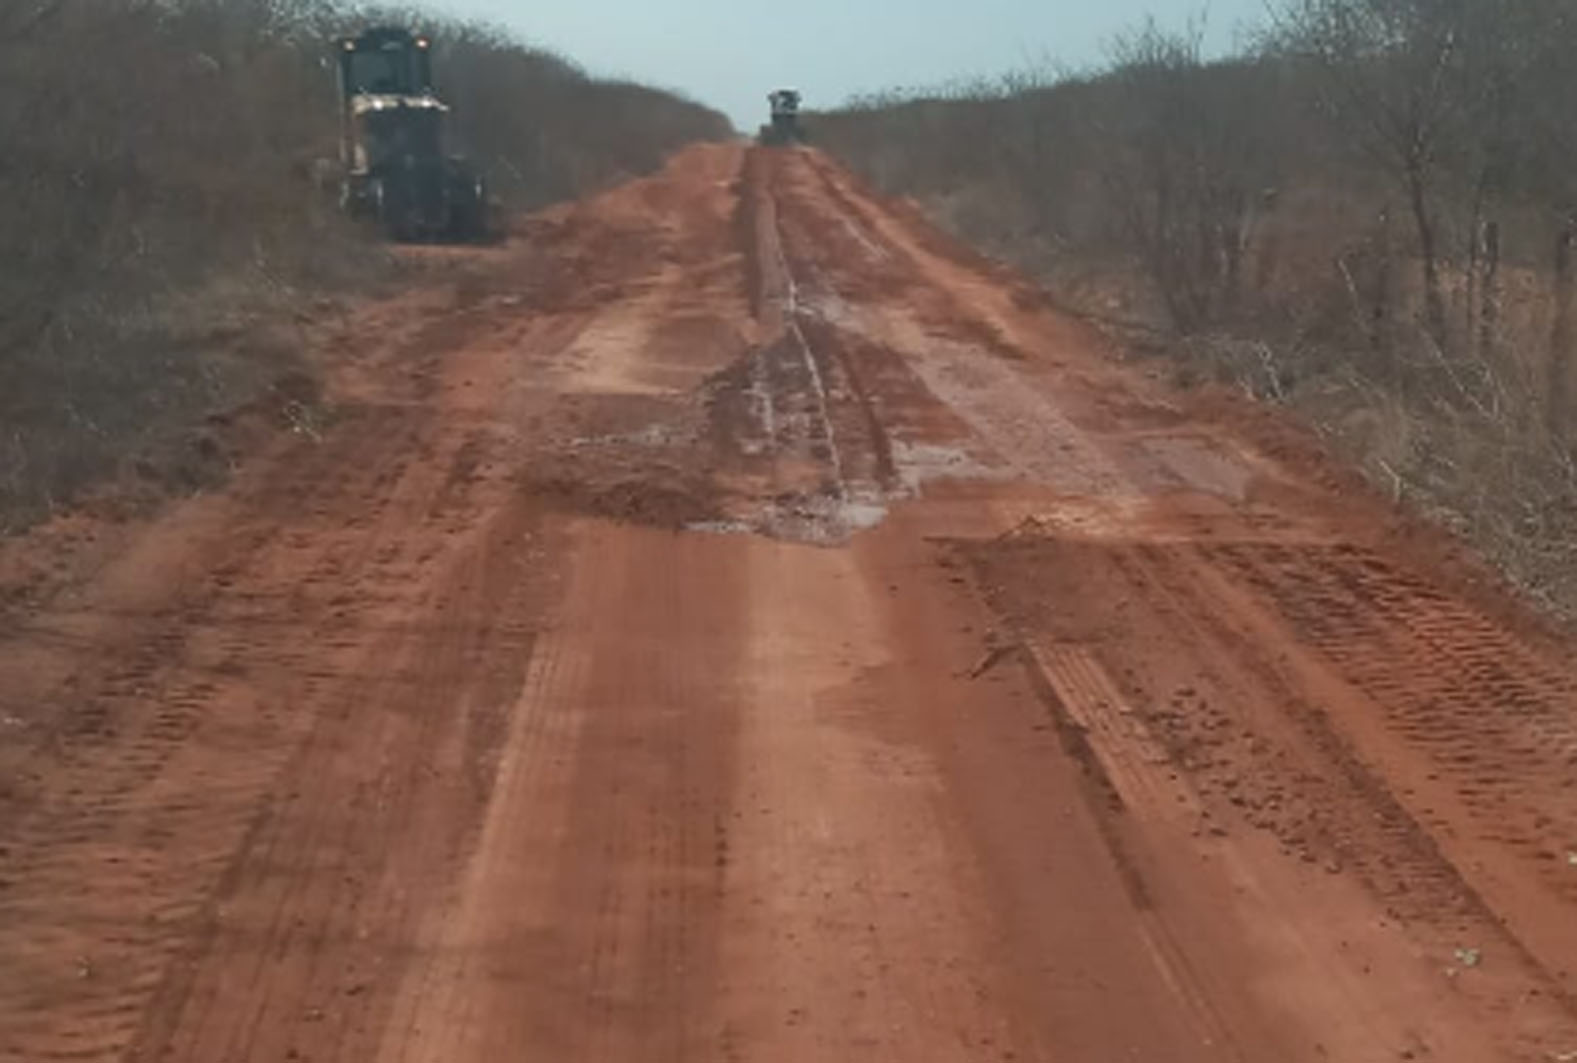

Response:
(759, 89), (804, 145)
(334, 27), (489, 242)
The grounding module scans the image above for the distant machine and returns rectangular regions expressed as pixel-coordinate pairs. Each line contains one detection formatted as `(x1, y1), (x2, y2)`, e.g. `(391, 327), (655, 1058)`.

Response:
(760, 89), (804, 145)
(334, 27), (489, 242)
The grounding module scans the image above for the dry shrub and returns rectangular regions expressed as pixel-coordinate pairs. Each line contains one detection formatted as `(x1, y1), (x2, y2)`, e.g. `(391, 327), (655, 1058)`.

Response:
(815, 6), (1577, 617)
(0, 0), (726, 530)
(0, 1), (353, 528)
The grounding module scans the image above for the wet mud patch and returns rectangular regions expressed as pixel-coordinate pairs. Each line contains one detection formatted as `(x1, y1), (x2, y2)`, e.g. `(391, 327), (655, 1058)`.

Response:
(702, 349), (781, 464)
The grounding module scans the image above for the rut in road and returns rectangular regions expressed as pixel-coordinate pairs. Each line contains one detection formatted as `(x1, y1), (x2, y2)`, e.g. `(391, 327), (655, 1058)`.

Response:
(1, 142), (1576, 1063)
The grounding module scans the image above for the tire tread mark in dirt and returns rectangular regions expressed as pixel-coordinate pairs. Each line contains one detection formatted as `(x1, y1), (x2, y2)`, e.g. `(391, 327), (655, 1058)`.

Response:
(136, 412), (438, 1063)
(787, 152), (1025, 360)
(987, 536), (1507, 936)
(0, 408), (413, 1063)
(767, 157), (1128, 499)
(1118, 543), (1499, 909)
(369, 528), (739, 1063)
(761, 163), (849, 501)
(0, 395), (528, 1062)
(796, 314), (899, 491)
(1017, 639), (1161, 912)
(374, 564), (581, 1063)
(1197, 540), (1577, 991)
(1207, 543), (1577, 872)
(1021, 641), (1245, 1059)
(147, 439), (542, 1063)
(557, 531), (737, 1063)
(805, 155), (896, 267)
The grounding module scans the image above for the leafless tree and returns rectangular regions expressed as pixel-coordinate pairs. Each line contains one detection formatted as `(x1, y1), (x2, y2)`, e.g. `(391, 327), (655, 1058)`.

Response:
(1105, 17), (1283, 331)
(1275, 0), (1481, 349)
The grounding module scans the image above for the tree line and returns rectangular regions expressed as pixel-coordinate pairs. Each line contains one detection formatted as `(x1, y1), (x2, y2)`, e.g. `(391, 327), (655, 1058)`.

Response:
(0, 0), (727, 525)
(815, 0), (1577, 612)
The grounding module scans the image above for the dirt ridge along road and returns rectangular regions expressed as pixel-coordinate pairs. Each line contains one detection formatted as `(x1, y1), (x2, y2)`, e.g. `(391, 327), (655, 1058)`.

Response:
(0, 140), (1574, 1061)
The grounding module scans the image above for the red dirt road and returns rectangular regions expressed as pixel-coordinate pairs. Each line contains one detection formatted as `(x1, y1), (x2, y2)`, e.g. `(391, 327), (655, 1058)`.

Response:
(3, 143), (1577, 1062)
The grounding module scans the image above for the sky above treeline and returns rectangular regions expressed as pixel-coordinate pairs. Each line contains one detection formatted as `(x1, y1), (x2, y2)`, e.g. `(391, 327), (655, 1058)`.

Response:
(432, 0), (1267, 131)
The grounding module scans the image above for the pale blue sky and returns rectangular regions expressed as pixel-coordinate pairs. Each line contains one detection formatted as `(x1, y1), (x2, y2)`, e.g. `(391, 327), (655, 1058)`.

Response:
(433, 1), (1269, 131)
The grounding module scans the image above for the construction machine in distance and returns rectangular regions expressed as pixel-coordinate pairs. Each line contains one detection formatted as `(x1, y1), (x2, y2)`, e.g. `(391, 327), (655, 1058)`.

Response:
(759, 89), (804, 145)
(334, 27), (490, 242)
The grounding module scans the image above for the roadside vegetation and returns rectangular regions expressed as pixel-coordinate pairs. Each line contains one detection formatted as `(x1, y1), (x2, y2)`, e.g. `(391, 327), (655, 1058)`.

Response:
(815, 0), (1577, 616)
(0, 0), (726, 530)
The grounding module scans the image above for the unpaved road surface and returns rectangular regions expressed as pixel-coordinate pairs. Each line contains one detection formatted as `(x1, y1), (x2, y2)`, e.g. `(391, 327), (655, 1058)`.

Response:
(4, 143), (1577, 1062)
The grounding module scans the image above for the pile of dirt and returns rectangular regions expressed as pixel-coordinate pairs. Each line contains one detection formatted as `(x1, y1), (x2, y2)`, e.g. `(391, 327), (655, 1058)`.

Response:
(525, 472), (725, 531)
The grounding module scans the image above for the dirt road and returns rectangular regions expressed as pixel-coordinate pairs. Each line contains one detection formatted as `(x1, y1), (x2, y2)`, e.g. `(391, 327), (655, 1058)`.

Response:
(3, 142), (1577, 1062)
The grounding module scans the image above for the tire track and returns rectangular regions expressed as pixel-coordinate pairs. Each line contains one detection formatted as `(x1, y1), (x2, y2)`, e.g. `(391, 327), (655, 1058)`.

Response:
(369, 525), (743, 1063)
(0, 408), (413, 1063)
(143, 444), (545, 1063)
(1201, 540), (1577, 988)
